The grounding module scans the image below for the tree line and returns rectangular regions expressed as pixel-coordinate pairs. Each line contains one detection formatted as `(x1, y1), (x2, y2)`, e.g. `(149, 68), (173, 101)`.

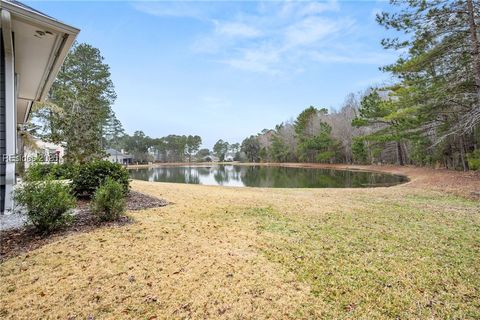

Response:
(108, 130), (203, 163)
(25, 42), (205, 164)
(239, 0), (480, 171)
(25, 1), (480, 170)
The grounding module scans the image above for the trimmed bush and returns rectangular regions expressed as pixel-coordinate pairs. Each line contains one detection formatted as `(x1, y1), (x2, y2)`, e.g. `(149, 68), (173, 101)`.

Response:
(49, 163), (78, 179)
(24, 163), (78, 181)
(72, 160), (130, 198)
(91, 178), (126, 221)
(13, 180), (76, 234)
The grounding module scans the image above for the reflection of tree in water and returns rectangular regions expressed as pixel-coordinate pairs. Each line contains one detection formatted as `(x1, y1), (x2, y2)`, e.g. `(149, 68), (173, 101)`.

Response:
(241, 166), (278, 187)
(240, 167), (406, 188)
(184, 167), (201, 184)
(211, 165), (245, 185)
(130, 167), (200, 184)
(226, 165), (242, 181)
(129, 168), (150, 181)
(130, 166), (407, 188)
(213, 165), (229, 185)
(234, 165), (242, 174)
(196, 167), (212, 177)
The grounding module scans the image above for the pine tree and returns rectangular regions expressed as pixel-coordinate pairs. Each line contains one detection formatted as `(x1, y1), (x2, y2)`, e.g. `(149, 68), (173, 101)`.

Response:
(357, 0), (480, 169)
(47, 43), (117, 163)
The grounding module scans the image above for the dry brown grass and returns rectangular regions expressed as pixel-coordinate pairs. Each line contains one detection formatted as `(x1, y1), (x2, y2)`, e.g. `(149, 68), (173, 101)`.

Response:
(1, 166), (479, 319)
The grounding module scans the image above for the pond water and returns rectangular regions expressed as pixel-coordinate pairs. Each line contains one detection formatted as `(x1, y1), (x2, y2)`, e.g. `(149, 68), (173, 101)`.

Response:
(129, 165), (408, 188)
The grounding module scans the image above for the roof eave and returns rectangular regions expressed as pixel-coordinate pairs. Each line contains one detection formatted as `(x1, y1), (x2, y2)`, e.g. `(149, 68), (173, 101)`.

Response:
(2, 1), (80, 35)
(2, 0), (80, 103)
(37, 32), (76, 101)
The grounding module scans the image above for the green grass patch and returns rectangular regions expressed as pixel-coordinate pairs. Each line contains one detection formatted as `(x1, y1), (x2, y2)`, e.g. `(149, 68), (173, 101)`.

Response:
(225, 196), (480, 319)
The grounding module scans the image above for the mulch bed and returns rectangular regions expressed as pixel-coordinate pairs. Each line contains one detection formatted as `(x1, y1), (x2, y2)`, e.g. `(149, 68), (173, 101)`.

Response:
(0, 191), (167, 262)
(126, 191), (168, 210)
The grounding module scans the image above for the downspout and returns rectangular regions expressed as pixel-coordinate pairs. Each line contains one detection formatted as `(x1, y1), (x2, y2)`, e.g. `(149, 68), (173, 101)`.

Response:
(1, 9), (16, 214)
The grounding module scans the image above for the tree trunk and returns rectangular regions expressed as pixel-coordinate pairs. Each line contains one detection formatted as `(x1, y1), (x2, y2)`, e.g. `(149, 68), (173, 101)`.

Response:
(367, 142), (374, 164)
(397, 141), (404, 166)
(401, 141), (409, 164)
(474, 126), (478, 151)
(459, 135), (469, 171)
(467, 0), (480, 99)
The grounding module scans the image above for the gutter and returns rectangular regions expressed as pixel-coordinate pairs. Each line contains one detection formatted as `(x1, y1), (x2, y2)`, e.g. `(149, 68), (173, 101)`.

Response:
(1, 8), (17, 213)
(37, 32), (73, 101)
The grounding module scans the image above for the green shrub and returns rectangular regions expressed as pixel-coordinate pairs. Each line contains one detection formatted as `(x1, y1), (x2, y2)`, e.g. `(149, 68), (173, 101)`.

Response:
(13, 180), (76, 233)
(91, 178), (126, 221)
(24, 163), (78, 181)
(72, 160), (130, 198)
(352, 137), (368, 164)
(24, 163), (54, 181)
(49, 163), (78, 179)
(467, 150), (480, 171)
(316, 151), (336, 163)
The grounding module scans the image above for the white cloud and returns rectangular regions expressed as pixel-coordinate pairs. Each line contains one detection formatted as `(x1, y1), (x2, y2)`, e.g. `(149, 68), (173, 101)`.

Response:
(135, 1), (387, 75)
(188, 1), (354, 74)
(283, 17), (347, 48)
(132, 2), (209, 20)
(275, 0), (339, 19)
(221, 45), (281, 74)
(310, 50), (396, 65)
(214, 21), (262, 38)
(297, 1), (340, 16)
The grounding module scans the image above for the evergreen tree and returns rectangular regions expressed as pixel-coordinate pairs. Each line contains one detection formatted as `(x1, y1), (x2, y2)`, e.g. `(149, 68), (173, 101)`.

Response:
(241, 136), (261, 162)
(103, 111), (125, 150)
(371, 0), (480, 169)
(186, 135), (202, 162)
(213, 139), (229, 161)
(44, 43), (117, 163)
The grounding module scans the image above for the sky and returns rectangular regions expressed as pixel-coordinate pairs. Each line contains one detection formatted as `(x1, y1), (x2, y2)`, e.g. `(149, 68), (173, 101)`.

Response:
(26, 0), (398, 149)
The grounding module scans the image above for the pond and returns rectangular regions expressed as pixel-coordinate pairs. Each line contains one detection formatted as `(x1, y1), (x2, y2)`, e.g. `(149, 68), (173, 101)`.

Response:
(129, 165), (408, 188)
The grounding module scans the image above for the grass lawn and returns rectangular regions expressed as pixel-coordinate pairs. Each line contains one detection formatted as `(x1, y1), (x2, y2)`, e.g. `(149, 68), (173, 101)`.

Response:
(1, 166), (479, 319)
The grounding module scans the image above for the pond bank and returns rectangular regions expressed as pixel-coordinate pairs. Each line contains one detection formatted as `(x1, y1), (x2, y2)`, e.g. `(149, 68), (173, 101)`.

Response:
(127, 163), (480, 199)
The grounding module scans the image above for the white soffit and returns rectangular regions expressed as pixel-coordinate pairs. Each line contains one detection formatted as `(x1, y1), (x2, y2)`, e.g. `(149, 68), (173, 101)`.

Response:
(12, 18), (61, 101)
(16, 99), (29, 123)
(1, 0), (79, 123)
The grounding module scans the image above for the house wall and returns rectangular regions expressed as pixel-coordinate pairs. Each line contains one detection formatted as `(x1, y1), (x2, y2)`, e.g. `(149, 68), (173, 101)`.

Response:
(24, 140), (65, 169)
(106, 155), (132, 164)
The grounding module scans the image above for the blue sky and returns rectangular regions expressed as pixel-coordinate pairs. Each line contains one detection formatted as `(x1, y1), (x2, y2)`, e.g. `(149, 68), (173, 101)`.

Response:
(27, 1), (397, 149)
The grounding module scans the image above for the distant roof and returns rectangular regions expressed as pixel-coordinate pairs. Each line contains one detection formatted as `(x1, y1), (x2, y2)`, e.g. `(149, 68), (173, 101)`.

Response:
(106, 148), (132, 158)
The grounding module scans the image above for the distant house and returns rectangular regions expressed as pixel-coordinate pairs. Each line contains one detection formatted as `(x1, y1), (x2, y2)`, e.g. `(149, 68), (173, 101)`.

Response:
(148, 146), (164, 162)
(24, 139), (65, 169)
(105, 148), (133, 165)
(224, 152), (236, 162)
(203, 155), (219, 162)
(1, 1), (79, 213)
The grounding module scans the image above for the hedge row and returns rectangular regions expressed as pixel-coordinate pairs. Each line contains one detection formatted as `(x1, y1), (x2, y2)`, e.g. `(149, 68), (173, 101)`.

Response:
(24, 160), (130, 198)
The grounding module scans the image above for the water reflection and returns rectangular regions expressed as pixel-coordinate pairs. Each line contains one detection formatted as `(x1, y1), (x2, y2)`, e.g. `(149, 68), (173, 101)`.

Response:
(129, 165), (408, 188)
